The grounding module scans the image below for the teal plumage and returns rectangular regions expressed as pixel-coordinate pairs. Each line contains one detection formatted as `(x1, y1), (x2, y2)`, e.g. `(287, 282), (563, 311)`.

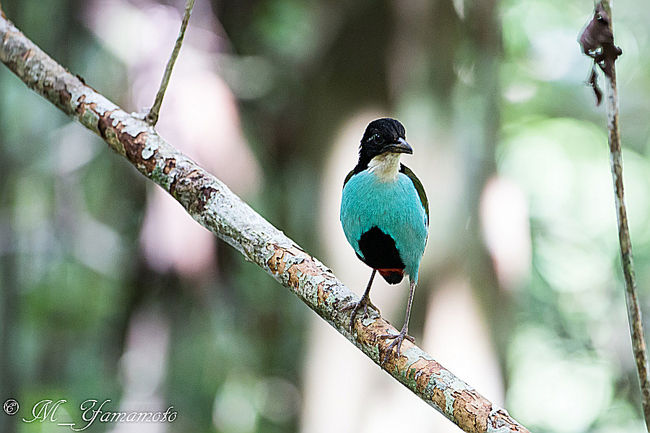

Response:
(340, 118), (429, 364)
(341, 169), (428, 281)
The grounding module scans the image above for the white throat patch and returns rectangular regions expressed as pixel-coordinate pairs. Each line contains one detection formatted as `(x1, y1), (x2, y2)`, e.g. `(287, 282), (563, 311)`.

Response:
(368, 153), (402, 182)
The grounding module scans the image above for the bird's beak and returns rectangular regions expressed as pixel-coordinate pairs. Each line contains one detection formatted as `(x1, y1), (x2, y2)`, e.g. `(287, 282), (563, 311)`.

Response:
(387, 137), (413, 154)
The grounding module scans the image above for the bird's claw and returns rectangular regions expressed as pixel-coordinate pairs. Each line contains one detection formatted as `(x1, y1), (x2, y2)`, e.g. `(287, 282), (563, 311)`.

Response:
(379, 329), (415, 365)
(342, 297), (380, 333)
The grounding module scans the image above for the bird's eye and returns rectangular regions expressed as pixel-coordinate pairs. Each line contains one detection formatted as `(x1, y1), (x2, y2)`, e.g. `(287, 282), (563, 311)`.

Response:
(371, 133), (382, 143)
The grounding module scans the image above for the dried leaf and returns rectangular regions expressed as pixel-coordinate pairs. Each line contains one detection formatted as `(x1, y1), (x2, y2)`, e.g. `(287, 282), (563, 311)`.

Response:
(579, 2), (622, 105)
(579, 2), (622, 79)
(587, 64), (603, 106)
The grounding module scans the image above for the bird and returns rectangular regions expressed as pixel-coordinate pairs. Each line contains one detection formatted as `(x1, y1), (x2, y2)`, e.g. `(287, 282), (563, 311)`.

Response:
(340, 118), (429, 364)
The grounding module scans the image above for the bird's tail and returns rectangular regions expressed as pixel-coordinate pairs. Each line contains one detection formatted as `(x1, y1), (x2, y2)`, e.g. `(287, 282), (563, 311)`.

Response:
(377, 268), (404, 284)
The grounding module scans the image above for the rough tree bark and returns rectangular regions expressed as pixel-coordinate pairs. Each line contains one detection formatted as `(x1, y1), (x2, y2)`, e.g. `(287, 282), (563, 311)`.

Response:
(0, 10), (529, 433)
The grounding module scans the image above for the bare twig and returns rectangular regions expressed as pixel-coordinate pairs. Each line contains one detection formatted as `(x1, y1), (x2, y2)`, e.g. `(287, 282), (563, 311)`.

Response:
(580, 1), (650, 428)
(0, 12), (531, 433)
(145, 0), (195, 126)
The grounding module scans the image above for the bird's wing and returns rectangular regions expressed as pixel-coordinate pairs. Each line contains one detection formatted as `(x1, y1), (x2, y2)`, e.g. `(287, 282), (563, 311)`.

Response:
(400, 164), (429, 224)
(343, 169), (355, 188)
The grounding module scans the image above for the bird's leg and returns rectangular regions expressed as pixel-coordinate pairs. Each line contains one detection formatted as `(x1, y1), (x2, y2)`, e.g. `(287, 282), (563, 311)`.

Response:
(342, 269), (381, 332)
(380, 279), (416, 365)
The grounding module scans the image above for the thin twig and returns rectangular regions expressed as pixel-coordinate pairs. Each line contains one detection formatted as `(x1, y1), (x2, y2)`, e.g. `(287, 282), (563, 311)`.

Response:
(145, 0), (195, 126)
(581, 1), (650, 429)
(601, 3), (650, 428)
(604, 43), (650, 433)
(0, 13), (530, 433)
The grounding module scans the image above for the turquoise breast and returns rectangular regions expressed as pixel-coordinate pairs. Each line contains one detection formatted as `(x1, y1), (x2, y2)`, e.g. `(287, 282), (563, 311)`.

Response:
(340, 170), (428, 281)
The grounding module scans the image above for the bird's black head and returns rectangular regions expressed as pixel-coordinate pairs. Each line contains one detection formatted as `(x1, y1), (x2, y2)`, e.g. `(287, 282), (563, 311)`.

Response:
(356, 118), (412, 171)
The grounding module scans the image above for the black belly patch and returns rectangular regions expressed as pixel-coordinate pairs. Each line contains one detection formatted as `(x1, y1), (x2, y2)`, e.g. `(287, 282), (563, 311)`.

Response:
(358, 226), (405, 284)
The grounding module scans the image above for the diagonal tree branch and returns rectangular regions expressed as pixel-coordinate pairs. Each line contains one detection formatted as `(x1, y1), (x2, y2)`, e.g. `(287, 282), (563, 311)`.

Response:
(0, 12), (530, 433)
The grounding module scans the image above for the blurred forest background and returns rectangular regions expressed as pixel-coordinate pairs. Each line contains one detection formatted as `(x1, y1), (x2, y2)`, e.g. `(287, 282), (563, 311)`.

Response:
(2, 0), (650, 432)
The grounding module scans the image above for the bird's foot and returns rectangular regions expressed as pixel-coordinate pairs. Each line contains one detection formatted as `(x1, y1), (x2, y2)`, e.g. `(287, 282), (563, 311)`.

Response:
(379, 327), (415, 365)
(342, 296), (381, 333)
